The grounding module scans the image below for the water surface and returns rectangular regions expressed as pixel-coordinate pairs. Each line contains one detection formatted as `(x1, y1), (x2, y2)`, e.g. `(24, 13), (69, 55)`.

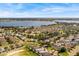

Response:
(0, 21), (56, 27)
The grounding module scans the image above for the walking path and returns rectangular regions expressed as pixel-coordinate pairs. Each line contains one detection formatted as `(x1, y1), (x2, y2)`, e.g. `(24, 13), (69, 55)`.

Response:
(6, 47), (24, 56)
(6, 49), (24, 56)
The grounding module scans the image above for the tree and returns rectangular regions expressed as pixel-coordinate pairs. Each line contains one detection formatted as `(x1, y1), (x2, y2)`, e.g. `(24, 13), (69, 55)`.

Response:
(53, 32), (59, 36)
(27, 34), (33, 38)
(0, 43), (2, 46)
(33, 33), (45, 40)
(75, 52), (79, 56)
(5, 37), (13, 44)
(4, 47), (10, 51)
(10, 44), (15, 50)
(59, 47), (66, 53)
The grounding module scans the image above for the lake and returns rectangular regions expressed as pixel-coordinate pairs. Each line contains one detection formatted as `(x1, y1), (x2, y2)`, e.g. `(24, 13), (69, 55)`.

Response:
(0, 21), (56, 27)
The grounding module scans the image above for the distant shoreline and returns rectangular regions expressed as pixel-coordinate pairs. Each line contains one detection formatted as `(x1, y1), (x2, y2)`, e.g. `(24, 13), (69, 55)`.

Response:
(0, 18), (79, 22)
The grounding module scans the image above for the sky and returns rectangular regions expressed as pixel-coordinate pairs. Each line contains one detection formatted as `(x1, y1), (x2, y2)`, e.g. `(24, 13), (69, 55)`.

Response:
(0, 3), (79, 18)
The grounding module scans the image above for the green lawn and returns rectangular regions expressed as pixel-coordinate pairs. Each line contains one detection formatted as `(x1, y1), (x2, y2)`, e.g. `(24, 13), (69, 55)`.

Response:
(59, 52), (69, 56)
(47, 47), (54, 51)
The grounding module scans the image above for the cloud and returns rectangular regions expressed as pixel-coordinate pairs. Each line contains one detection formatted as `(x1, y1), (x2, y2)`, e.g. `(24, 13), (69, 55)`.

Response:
(0, 3), (79, 18)
(40, 6), (79, 15)
(41, 7), (65, 13)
